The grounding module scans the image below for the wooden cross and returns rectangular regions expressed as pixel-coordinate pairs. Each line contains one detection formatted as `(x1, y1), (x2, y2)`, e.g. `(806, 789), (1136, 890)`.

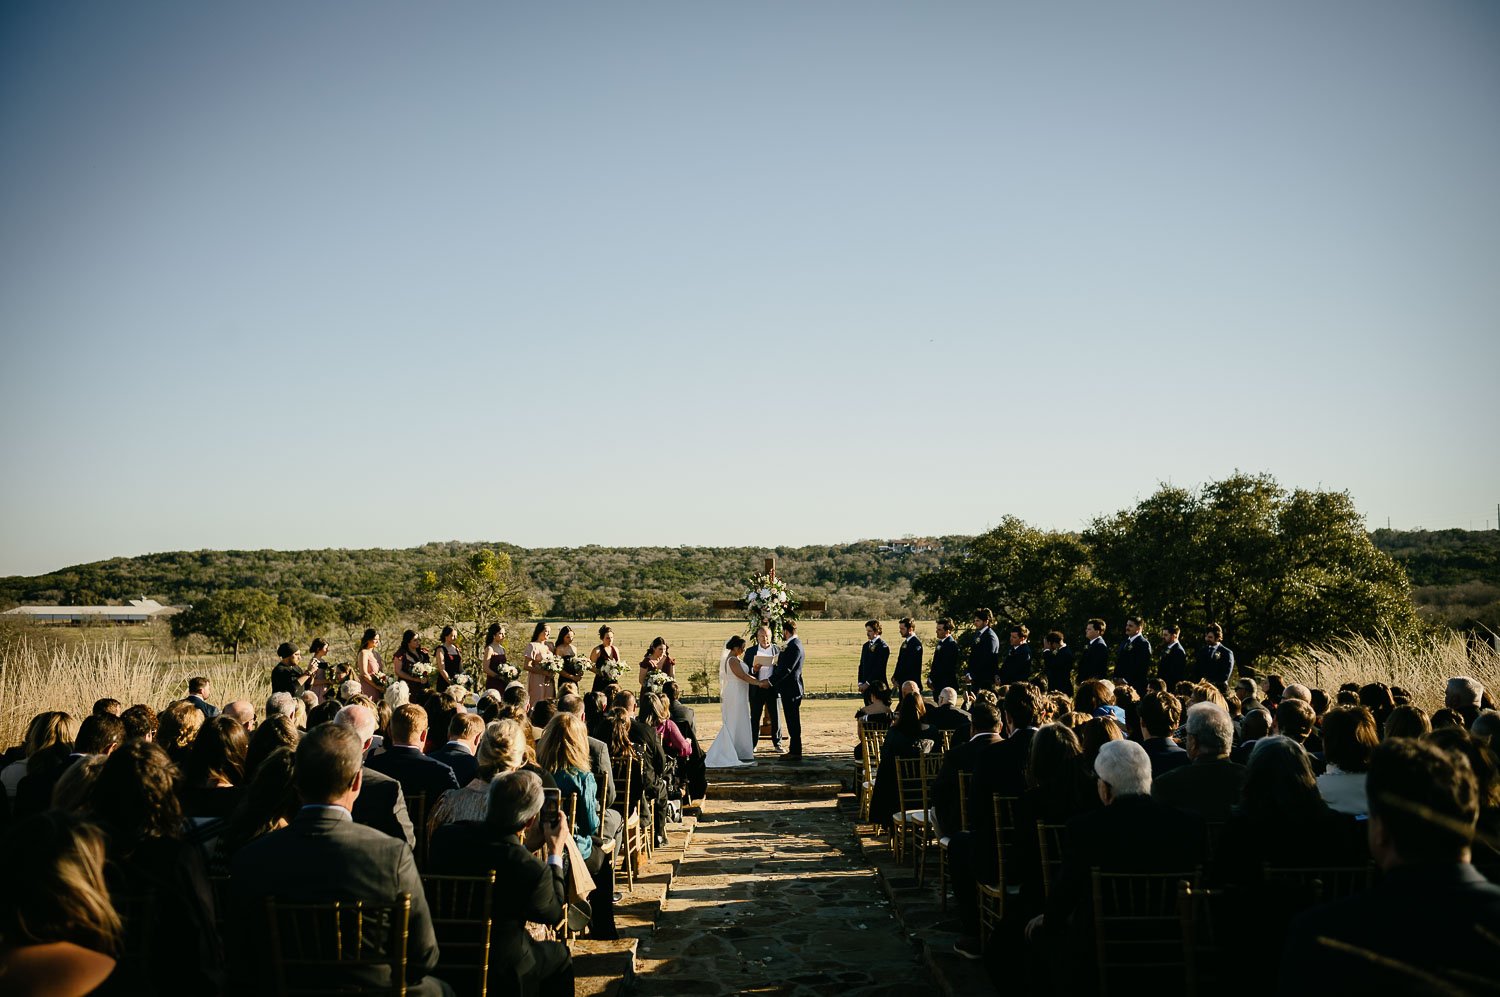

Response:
(711, 557), (827, 614)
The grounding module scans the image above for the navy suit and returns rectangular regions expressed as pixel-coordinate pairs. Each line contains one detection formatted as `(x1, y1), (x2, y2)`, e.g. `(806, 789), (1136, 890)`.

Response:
(186, 694), (219, 720)
(1159, 641), (1188, 688)
(928, 635), (961, 693)
(1079, 637), (1111, 681)
(430, 743), (479, 786)
(1140, 736), (1190, 777)
(1115, 633), (1153, 690)
(891, 634), (923, 688)
(967, 628), (1002, 690)
(1195, 643), (1235, 687)
(365, 745), (459, 811)
(858, 637), (890, 689)
(1042, 645), (1076, 693)
(770, 636), (805, 757)
(999, 641), (1032, 685)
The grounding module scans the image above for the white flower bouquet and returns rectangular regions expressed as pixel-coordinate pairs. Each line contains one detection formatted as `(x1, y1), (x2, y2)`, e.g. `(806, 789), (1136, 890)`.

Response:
(599, 659), (622, 683)
(495, 661), (520, 684)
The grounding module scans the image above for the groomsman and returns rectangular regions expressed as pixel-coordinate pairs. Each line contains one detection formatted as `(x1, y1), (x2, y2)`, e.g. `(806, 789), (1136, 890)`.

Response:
(1158, 624), (1187, 689)
(929, 618), (961, 693)
(1079, 619), (1110, 681)
(1194, 623), (1235, 689)
(999, 625), (1032, 685)
(1115, 616), (1152, 691)
(858, 620), (891, 705)
(967, 609), (1002, 690)
(892, 617), (924, 689)
(1040, 631), (1075, 693)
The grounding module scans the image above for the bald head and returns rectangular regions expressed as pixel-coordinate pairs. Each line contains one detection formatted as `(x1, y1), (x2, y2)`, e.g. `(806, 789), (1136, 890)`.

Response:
(334, 704), (377, 747)
(223, 700), (256, 730)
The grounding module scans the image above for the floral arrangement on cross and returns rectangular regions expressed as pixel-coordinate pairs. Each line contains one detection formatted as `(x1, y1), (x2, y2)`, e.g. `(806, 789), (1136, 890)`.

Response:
(743, 572), (799, 642)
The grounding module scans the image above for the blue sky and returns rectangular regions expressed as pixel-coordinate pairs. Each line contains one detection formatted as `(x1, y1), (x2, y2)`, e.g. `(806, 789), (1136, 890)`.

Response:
(2, 1), (1497, 577)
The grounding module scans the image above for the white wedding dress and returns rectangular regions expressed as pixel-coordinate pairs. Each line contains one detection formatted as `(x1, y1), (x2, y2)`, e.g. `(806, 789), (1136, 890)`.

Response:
(704, 650), (756, 768)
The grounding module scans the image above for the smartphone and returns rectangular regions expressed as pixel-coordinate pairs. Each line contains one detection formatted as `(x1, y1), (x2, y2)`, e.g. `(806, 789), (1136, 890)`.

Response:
(541, 787), (561, 830)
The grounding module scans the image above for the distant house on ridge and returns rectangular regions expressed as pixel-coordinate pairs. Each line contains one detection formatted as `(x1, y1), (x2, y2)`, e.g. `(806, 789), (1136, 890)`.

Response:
(2, 598), (179, 625)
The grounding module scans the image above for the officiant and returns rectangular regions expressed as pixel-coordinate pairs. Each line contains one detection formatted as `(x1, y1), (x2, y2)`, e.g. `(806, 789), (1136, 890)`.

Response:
(748, 626), (784, 752)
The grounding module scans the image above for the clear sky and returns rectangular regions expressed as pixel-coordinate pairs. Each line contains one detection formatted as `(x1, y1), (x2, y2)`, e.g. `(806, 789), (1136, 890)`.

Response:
(2, 1), (1497, 578)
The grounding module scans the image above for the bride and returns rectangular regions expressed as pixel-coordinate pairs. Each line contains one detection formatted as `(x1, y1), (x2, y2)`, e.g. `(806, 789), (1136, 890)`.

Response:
(705, 635), (767, 768)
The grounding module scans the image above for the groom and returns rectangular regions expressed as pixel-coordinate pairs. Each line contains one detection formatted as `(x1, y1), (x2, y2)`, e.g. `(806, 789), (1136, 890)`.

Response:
(747, 625), (783, 752)
(770, 619), (804, 761)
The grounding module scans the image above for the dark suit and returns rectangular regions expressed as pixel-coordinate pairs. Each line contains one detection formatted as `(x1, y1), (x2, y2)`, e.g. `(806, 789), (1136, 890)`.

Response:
(967, 628), (1002, 690)
(932, 732), (999, 836)
(892, 634), (923, 688)
(1114, 633), (1152, 690)
(926, 705), (972, 746)
(746, 642), (781, 748)
(1194, 643), (1235, 687)
(954, 728), (1037, 931)
(351, 766), (416, 848)
(1150, 756), (1247, 820)
(428, 822), (573, 997)
(366, 744), (460, 807)
(929, 635), (961, 693)
(1079, 637), (1111, 681)
(629, 718), (670, 842)
(186, 694), (219, 719)
(1140, 737), (1190, 778)
(1158, 641), (1188, 688)
(430, 743), (479, 787)
(858, 637), (890, 691)
(1279, 864), (1500, 995)
(1041, 645), (1075, 693)
(771, 636), (805, 757)
(999, 641), (1032, 685)
(668, 700), (698, 749)
(231, 807), (445, 997)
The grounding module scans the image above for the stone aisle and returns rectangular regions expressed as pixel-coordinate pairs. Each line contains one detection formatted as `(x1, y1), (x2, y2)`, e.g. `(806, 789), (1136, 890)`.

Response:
(634, 755), (942, 997)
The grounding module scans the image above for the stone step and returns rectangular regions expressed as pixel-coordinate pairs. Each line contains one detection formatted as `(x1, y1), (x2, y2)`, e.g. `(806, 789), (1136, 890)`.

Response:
(572, 938), (639, 997)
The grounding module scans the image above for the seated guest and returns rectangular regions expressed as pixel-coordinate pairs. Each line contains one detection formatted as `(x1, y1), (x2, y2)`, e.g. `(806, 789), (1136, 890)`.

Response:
(1446, 676), (1486, 728)
(1279, 739), (1500, 991)
(1357, 682), (1396, 734)
(927, 687), (973, 745)
(559, 695), (621, 845)
(231, 725), (446, 996)
(1275, 699), (1322, 764)
(1383, 704), (1431, 740)
(92, 699), (122, 717)
(537, 712), (618, 938)
(181, 715), (248, 822)
(1231, 708), (1273, 764)
(1077, 716), (1123, 771)
(1213, 737), (1366, 890)
(1316, 706), (1378, 815)
(365, 704), (460, 814)
(429, 719), (529, 836)
(1472, 709), (1500, 752)
(214, 746), (298, 870)
(660, 682), (706, 801)
(89, 740), (224, 993)
(869, 691), (934, 833)
(221, 700), (256, 731)
(243, 715), (299, 782)
(156, 701), (204, 769)
(50, 755), (108, 814)
(184, 676), (218, 719)
(1140, 689), (1188, 773)
(1152, 703), (1246, 820)
(1072, 679), (1114, 718)
(120, 705), (157, 743)
(428, 771), (574, 997)
(932, 700), (1002, 838)
(0, 812), (121, 997)
(1424, 727), (1500, 874)
(856, 680), (894, 722)
(431, 711), (485, 786)
(332, 705), (416, 848)
(1025, 739), (1205, 981)
(640, 692), (691, 764)
(530, 700), (559, 741)
(613, 691), (670, 848)
(1011, 723), (1101, 910)
(16, 713), (121, 818)
(2, 712), (76, 808)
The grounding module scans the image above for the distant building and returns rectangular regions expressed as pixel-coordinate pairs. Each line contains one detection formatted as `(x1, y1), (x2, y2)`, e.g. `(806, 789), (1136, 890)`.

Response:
(2, 598), (179, 625)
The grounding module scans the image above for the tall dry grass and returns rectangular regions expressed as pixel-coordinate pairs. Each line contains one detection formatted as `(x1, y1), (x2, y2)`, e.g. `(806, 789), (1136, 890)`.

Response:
(0, 638), (269, 748)
(1280, 632), (1500, 713)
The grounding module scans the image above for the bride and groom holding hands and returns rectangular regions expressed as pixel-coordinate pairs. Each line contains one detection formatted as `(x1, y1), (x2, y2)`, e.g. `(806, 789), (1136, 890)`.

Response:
(705, 621), (804, 767)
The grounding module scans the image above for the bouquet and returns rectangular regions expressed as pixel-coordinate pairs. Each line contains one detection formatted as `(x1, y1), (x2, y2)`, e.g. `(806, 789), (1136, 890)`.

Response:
(643, 672), (667, 698)
(409, 662), (436, 683)
(540, 651), (565, 678)
(451, 674), (472, 688)
(599, 659), (622, 684)
(369, 670), (391, 691)
(495, 661), (520, 684)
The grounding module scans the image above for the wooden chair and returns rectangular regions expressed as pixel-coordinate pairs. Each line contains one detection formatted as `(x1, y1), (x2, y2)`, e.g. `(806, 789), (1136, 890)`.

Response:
(1178, 881), (1232, 997)
(857, 724), (884, 825)
(557, 794), (582, 943)
(1090, 870), (1199, 997)
(975, 794), (1020, 949)
(935, 772), (972, 911)
(421, 872), (495, 997)
(1037, 823), (1066, 901)
(610, 758), (646, 891)
(406, 792), (430, 870)
(263, 893), (412, 997)
(938, 729), (955, 753)
(1261, 863), (1375, 907)
(891, 753), (940, 871)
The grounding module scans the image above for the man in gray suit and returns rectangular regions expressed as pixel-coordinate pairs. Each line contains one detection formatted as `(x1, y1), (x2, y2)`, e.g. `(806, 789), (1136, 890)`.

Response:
(334, 704), (416, 848)
(231, 724), (450, 996)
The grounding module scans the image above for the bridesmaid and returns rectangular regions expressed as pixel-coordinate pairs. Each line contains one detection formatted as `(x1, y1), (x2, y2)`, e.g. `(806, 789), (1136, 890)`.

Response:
(554, 626), (585, 686)
(435, 626), (463, 684)
(589, 625), (623, 694)
(356, 628), (387, 698)
(638, 637), (676, 690)
(482, 623), (509, 691)
(307, 637), (333, 700)
(393, 630), (433, 696)
(524, 622), (556, 704)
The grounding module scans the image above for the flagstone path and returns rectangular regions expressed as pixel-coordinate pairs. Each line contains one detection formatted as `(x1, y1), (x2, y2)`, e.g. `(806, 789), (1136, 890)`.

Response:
(633, 752), (942, 997)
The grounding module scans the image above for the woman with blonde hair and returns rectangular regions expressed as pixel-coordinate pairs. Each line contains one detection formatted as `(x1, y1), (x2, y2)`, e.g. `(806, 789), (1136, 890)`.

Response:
(427, 719), (529, 836)
(156, 700), (204, 769)
(0, 811), (121, 996)
(1, 711), (78, 800)
(536, 712), (617, 940)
